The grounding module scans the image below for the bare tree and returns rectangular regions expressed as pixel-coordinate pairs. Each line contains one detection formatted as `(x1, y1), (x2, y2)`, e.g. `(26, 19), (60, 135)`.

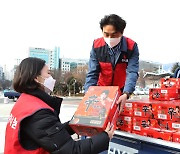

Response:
(137, 69), (145, 88)
(72, 65), (88, 86)
(0, 79), (12, 90)
(51, 69), (62, 81)
(171, 62), (180, 73)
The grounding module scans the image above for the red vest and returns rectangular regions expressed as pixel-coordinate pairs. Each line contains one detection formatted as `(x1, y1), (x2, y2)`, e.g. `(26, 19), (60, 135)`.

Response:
(93, 37), (135, 89)
(4, 93), (54, 154)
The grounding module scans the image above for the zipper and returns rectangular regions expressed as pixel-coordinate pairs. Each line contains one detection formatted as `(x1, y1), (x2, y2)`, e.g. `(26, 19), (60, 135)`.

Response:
(111, 64), (115, 85)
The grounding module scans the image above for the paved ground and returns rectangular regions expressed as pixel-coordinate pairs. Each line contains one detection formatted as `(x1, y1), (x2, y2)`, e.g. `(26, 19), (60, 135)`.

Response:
(0, 96), (81, 154)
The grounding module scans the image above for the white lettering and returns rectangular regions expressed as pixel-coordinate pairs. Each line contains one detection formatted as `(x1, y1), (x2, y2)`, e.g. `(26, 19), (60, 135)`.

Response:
(133, 126), (141, 131)
(124, 116), (131, 122)
(125, 103), (132, 108)
(161, 90), (168, 93)
(108, 142), (139, 154)
(172, 123), (180, 128)
(134, 111), (142, 116)
(158, 114), (167, 119)
(8, 114), (18, 129)
(90, 120), (101, 125)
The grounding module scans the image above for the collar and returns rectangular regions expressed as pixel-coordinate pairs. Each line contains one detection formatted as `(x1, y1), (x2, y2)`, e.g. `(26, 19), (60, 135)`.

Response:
(120, 36), (128, 52)
(26, 89), (63, 115)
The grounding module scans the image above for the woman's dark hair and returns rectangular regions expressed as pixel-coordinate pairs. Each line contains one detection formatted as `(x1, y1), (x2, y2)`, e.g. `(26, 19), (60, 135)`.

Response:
(13, 57), (46, 93)
(100, 14), (126, 34)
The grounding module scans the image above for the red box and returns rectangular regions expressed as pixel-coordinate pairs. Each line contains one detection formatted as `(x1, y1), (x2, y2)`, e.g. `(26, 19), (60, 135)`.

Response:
(173, 132), (180, 143)
(161, 78), (180, 88)
(116, 115), (132, 133)
(152, 129), (173, 141)
(149, 88), (180, 101)
(157, 120), (180, 131)
(133, 117), (157, 131)
(133, 99), (156, 118)
(132, 130), (150, 136)
(69, 86), (120, 136)
(155, 100), (180, 122)
(120, 100), (133, 116)
(142, 128), (174, 141)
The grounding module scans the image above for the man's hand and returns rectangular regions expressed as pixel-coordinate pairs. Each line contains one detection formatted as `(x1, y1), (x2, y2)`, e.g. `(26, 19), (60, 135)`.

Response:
(116, 93), (128, 113)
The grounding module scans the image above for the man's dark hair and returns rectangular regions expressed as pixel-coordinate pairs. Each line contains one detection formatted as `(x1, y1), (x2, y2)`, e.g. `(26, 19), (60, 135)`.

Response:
(13, 57), (46, 93)
(99, 14), (126, 34)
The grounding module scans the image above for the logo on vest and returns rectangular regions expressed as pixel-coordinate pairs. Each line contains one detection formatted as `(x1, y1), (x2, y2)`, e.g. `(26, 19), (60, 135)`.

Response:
(121, 55), (128, 63)
(121, 59), (128, 62)
(8, 114), (18, 129)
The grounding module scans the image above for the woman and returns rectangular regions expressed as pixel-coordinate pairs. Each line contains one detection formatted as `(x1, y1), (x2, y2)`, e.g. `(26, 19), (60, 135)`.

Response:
(4, 57), (114, 154)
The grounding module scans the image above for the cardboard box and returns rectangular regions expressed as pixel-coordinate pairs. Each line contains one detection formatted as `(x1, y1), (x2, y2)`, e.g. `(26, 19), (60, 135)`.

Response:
(133, 117), (157, 131)
(132, 130), (150, 137)
(161, 78), (180, 88)
(133, 127), (175, 142)
(149, 88), (180, 101)
(157, 120), (180, 131)
(173, 132), (180, 143)
(143, 128), (175, 141)
(116, 115), (132, 133)
(69, 86), (120, 136)
(120, 100), (133, 116)
(155, 100), (180, 122)
(133, 99), (156, 118)
(152, 129), (174, 141)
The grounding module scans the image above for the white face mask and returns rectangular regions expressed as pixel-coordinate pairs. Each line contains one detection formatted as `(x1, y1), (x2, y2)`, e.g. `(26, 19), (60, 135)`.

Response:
(104, 37), (121, 48)
(41, 76), (56, 92)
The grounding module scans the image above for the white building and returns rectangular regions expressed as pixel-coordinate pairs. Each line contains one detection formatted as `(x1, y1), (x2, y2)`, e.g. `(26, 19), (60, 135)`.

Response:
(29, 47), (60, 70)
(60, 58), (88, 74)
(61, 58), (70, 73)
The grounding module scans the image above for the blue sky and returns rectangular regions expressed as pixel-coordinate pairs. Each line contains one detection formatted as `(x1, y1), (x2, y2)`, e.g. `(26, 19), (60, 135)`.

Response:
(0, 0), (180, 69)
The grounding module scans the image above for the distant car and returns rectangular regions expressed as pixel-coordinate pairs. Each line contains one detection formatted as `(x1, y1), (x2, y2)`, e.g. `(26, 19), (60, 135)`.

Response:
(3, 89), (21, 101)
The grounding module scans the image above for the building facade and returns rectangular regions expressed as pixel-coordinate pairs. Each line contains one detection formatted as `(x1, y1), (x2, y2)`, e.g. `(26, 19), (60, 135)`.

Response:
(60, 58), (88, 74)
(29, 47), (60, 70)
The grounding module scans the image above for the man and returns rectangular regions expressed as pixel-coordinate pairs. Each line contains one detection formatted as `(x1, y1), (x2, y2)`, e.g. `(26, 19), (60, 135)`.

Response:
(84, 14), (139, 109)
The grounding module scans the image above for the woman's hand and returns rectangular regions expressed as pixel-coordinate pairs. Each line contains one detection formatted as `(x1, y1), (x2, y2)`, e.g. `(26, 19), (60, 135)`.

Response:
(105, 122), (114, 140)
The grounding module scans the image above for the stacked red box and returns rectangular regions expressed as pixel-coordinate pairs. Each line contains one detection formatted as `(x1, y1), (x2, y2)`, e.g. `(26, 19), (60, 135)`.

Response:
(121, 100), (134, 116)
(173, 132), (180, 143)
(133, 117), (157, 131)
(148, 128), (174, 141)
(155, 100), (180, 122)
(156, 120), (180, 131)
(69, 86), (120, 136)
(132, 130), (150, 137)
(116, 115), (132, 133)
(133, 99), (156, 118)
(161, 78), (180, 88)
(125, 78), (180, 143)
(149, 88), (180, 101)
